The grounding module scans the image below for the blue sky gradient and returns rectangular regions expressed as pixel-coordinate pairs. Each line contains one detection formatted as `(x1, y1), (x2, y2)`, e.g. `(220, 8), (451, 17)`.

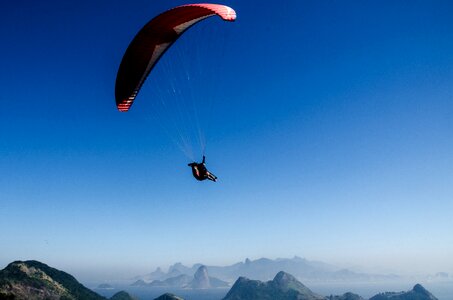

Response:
(1, 0), (453, 281)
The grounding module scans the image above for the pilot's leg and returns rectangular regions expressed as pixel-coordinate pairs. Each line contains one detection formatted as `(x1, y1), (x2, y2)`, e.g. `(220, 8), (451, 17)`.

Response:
(207, 172), (217, 182)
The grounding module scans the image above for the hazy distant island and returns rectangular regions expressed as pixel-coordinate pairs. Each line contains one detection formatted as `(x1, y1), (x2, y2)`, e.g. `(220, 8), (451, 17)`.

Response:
(132, 265), (228, 289)
(134, 256), (400, 284)
(0, 260), (440, 300)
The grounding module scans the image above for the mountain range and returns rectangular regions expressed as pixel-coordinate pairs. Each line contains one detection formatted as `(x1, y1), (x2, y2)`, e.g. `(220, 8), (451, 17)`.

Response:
(0, 260), (440, 300)
(135, 256), (399, 283)
(222, 271), (437, 300)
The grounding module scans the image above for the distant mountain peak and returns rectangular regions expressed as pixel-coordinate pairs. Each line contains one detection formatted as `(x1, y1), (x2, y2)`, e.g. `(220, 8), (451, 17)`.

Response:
(131, 279), (147, 286)
(151, 267), (165, 277)
(168, 263), (183, 272)
(195, 265), (208, 275)
(191, 265), (211, 289)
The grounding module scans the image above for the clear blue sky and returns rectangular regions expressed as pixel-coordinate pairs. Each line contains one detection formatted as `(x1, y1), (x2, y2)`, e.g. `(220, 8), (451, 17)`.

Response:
(1, 0), (453, 282)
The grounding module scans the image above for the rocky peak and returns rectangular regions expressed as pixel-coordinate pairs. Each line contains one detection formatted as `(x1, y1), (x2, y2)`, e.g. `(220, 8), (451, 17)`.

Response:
(273, 271), (297, 286)
(223, 271), (324, 300)
(191, 265), (210, 289)
(413, 284), (430, 295)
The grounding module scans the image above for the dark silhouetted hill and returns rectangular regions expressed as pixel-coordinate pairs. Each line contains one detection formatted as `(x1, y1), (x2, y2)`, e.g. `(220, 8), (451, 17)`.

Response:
(153, 293), (184, 300)
(110, 291), (136, 300)
(223, 271), (325, 300)
(326, 292), (364, 300)
(0, 260), (133, 300)
(369, 284), (438, 300)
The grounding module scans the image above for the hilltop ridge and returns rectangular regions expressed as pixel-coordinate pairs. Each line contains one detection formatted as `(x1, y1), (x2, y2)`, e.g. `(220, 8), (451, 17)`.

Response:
(0, 261), (134, 300)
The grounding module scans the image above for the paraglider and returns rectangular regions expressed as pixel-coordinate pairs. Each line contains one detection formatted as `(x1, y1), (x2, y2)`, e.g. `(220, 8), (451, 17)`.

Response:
(188, 156), (218, 182)
(115, 3), (236, 181)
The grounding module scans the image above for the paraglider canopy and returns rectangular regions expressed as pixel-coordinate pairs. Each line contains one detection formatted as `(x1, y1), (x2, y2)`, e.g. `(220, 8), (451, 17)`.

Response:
(115, 3), (237, 112)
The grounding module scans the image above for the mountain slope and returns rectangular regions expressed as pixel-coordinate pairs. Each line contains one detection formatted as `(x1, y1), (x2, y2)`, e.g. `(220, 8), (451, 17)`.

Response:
(0, 260), (104, 300)
(0, 260), (133, 300)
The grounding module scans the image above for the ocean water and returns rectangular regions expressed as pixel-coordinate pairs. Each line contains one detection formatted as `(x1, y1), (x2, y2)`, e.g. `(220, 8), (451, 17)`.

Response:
(94, 281), (453, 300)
